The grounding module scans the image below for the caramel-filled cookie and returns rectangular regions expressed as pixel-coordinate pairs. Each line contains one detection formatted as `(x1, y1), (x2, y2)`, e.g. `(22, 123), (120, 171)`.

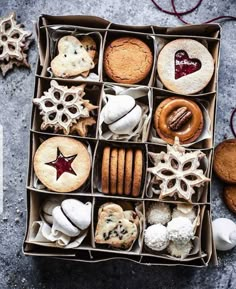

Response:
(124, 149), (133, 196)
(104, 37), (153, 84)
(224, 185), (236, 214)
(117, 149), (125, 195)
(213, 139), (236, 184)
(110, 148), (118, 194)
(132, 150), (143, 197)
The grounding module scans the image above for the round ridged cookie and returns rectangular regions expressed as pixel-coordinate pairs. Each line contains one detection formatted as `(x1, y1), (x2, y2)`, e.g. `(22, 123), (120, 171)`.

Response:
(224, 185), (236, 214)
(213, 139), (236, 184)
(101, 147), (111, 194)
(104, 37), (153, 84)
(124, 149), (133, 196)
(33, 136), (91, 193)
(110, 148), (118, 194)
(117, 148), (125, 195)
(132, 150), (143, 197)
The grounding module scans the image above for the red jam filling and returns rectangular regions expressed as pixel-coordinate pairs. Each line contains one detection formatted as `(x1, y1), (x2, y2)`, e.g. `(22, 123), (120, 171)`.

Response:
(175, 50), (201, 79)
(46, 148), (77, 180)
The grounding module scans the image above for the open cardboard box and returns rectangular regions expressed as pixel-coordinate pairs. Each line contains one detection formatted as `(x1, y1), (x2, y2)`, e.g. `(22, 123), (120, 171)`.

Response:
(24, 14), (221, 267)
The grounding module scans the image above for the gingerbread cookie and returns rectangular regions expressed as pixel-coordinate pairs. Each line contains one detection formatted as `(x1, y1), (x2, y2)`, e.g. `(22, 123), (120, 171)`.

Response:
(154, 97), (203, 144)
(213, 139), (236, 184)
(132, 150), (143, 197)
(104, 37), (153, 84)
(224, 186), (236, 214)
(34, 137), (91, 192)
(51, 35), (95, 78)
(95, 202), (139, 249)
(101, 147), (110, 194)
(157, 39), (214, 94)
(124, 149), (133, 196)
(117, 149), (125, 195)
(110, 148), (118, 194)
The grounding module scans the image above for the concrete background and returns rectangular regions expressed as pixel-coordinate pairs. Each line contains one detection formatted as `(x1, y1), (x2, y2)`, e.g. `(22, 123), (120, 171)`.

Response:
(0, 0), (236, 288)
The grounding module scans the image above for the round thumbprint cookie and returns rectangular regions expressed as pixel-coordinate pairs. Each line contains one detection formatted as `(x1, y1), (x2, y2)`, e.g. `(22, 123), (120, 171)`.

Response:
(154, 97), (203, 144)
(157, 39), (214, 95)
(104, 37), (153, 84)
(33, 136), (91, 192)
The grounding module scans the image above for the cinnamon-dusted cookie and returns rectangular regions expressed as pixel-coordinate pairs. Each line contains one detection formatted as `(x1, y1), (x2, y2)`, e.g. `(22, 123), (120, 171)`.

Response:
(124, 149), (133, 196)
(33, 137), (91, 192)
(157, 39), (214, 94)
(132, 150), (143, 197)
(213, 139), (236, 184)
(117, 149), (125, 195)
(154, 97), (203, 144)
(101, 147), (111, 194)
(110, 148), (118, 194)
(104, 37), (153, 84)
(51, 35), (95, 78)
(95, 202), (139, 249)
(224, 186), (236, 214)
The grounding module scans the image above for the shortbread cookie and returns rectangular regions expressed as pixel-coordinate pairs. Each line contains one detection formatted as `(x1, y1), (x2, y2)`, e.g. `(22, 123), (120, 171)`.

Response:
(79, 35), (97, 77)
(95, 203), (139, 249)
(101, 147), (111, 194)
(213, 139), (236, 184)
(33, 137), (91, 192)
(104, 37), (153, 84)
(51, 35), (95, 78)
(157, 39), (214, 94)
(223, 186), (236, 214)
(132, 150), (143, 197)
(110, 148), (118, 194)
(124, 149), (133, 196)
(117, 149), (125, 195)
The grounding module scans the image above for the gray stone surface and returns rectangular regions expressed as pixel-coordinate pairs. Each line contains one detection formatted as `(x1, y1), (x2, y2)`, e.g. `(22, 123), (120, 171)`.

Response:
(0, 0), (236, 288)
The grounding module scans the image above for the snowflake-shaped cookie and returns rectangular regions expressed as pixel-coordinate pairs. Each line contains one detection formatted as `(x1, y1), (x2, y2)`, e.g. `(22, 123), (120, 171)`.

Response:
(0, 12), (31, 76)
(33, 80), (97, 134)
(148, 137), (210, 202)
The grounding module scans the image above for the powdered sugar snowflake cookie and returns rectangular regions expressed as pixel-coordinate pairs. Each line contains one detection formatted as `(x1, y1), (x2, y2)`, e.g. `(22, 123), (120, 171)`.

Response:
(0, 12), (31, 76)
(148, 137), (210, 202)
(33, 80), (97, 136)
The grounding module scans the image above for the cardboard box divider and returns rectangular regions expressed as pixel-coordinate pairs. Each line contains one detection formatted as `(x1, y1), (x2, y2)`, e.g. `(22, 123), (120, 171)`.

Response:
(23, 14), (221, 266)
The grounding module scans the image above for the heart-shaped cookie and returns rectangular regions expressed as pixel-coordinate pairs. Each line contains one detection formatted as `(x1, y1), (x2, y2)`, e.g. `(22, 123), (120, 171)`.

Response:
(175, 50), (201, 79)
(51, 35), (95, 78)
(95, 203), (139, 249)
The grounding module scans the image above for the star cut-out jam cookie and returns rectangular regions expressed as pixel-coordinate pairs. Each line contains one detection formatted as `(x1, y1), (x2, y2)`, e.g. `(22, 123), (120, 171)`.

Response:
(147, 137), (210, 202)
(0, 12), (31, 76)
(34, 137), (91, 192)
(33, 80), (98, 136)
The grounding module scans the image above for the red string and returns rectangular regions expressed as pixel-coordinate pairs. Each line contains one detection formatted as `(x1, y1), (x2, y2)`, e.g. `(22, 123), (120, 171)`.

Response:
(151, 0), (236, 24)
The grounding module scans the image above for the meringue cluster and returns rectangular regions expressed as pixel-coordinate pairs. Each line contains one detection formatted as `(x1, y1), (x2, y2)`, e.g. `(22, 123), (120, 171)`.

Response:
(144, 202), (198, 259)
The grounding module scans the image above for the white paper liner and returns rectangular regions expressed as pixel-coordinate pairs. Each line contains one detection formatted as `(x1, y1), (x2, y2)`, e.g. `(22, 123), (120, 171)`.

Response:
(45, 28), (101, 81)
(33, 137), (93, 192)
(155, 37), (210, 92)
(149, 99), (211, 147)
(146, 147), (209, 201)
(99, 85), (152, 142)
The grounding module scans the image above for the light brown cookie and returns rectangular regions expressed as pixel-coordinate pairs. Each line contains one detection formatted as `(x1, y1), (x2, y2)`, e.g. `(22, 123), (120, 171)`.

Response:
(104, 37), (153, 84)
(124, 149), (133, 196)
(224, 185), (236, 214)
(117, 148), (125, 195)
(101, 147), (110, 194)
(110, 148), (118, 194)
(51, 35), (94, 78)
(79, 35), (97, 77)
(33, 137), (91, 192)
(213, 139), (236, 184)
(132, 150), (143, 197)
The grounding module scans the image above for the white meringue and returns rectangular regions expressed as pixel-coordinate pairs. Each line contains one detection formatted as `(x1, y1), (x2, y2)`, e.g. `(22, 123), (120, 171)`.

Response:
(61, 199), (92, 230)
(146, 202), (171, 225)
(41, 197), (62, 225)
(52, 206), (80, 237)
(103, 94), (142, 135)
(167, 217), (194, 245)
(144, 224), (169, 251)
(212, 218), (236, 251)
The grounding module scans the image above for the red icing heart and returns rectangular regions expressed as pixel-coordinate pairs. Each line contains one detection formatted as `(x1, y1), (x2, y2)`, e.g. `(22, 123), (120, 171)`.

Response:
(175, 50), (201, 79)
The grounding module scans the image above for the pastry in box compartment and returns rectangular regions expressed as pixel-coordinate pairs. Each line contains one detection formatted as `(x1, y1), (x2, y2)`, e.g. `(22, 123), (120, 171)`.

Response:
(33, 80), (99, 137)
